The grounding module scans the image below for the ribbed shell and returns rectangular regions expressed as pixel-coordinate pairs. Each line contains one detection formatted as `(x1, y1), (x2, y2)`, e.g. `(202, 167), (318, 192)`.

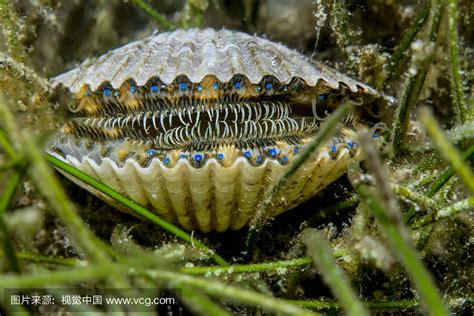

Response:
(52, 146), (358, 232)
(51, 28), (378, 96)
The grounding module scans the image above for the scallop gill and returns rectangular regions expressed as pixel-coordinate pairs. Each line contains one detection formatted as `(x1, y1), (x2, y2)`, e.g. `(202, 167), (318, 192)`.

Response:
(49, 28), (380, 232)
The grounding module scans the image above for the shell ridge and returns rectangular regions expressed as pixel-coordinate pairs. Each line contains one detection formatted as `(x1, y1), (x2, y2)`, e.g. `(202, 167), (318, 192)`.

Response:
(153, 160), (180, 224)
(160, 161), (195, 230)
(110, 159), (148, 204)
(277, 159), (318, 212)
(83, 51), (123, 91)
(228, 159), (244, 230)
(189, 161), (213, 232)
(179, 160), (201, 230)
(231, 159), (269, 230)
(134, 159), (177, 222)
(109, 46), (143, 87)
(91, 158), (128, 195)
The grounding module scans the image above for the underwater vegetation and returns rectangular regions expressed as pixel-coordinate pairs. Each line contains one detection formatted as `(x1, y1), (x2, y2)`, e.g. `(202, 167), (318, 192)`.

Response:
(0, 0), (473, 315)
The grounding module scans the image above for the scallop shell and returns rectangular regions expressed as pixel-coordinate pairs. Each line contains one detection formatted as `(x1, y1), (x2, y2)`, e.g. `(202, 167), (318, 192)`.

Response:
(49, 28), (379, 232)
(52, 28), (378, 95)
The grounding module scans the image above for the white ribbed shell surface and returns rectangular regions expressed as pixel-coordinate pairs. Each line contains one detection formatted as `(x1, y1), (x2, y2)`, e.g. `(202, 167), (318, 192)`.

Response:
(53, 147), (359, 232)
(52, 28), (378, 95)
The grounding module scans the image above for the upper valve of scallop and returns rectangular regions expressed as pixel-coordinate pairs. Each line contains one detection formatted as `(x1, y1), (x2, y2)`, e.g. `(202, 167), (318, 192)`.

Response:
(49, 28), (380, 232)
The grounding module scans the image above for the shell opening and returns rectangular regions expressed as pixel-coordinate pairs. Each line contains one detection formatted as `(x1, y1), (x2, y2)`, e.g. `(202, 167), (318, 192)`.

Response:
(56, 75), (366, 168)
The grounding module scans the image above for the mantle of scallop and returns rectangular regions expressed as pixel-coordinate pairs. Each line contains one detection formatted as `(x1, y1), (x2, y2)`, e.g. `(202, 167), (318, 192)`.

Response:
(53, 145), (359, 232)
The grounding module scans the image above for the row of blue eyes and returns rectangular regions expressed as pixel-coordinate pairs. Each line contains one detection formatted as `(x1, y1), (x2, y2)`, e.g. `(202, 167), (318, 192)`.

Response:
(147, 148), (297, 164)
(91, 83), (327, 101)
(145, 138), (378, 163)
(100, 82), (279, 95)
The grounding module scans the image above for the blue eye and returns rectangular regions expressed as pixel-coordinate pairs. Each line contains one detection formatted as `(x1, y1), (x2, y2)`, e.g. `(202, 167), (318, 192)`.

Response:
(179, 83), (187, 91)
(163, 157), (170, 164)
(331, 145), (337, 153)
(256, 85), (262, 91)
(113, 91), (119, 97)
(84, 91), (90, 97)
(294, 148), (299, 154)
(150, 85), (159, 93)
(194, 153), (203, 162)
(256, 156), (263, 163)
(319, 94), (328, 101)
(347, 141), (354, 149)
(373, 133), (379, 138)
(244, 151), (252, 158)
(268, 148), (277, 156)
(283, 156), (288, 162)
(179, 154), (186, 159)
(217, 153), (224, 160)
(147, 149), (156, 157)
(234, 82), (242, 90)
(265, 83), (273, 90)
(130, 85), (137, 93)
(197, 85), (203, 91)
(103, 89), (111, 96)
(213, 82), (219, 90)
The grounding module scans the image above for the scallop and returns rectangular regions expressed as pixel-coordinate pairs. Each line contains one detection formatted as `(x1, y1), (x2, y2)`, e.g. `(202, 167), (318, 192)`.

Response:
(49, 28), (380, 232)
